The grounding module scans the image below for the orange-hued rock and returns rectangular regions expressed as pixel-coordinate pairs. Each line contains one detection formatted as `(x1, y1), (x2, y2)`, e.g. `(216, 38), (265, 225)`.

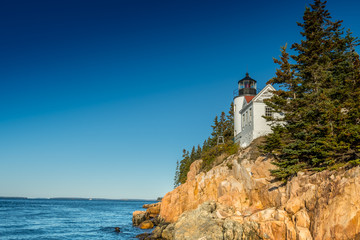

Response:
(159, 140), (360, 240)
(132, 210), (146, 226)
(293, 209), (310, 229)
(290, 169), (360, 240)
(143, 202), (161, 209)
(133, 210), (145, 217)
(139, 220), (154, 229)
(248, 208), (297, 240)
(160, 149), (281, 223)
(146, 203), (161, 218)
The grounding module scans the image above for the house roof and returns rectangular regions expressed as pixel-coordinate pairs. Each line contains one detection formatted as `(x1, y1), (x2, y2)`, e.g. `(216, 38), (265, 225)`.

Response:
(239, 84), (276, 113)
(252, 84), (276, 102)
(244, 96), (255, 103)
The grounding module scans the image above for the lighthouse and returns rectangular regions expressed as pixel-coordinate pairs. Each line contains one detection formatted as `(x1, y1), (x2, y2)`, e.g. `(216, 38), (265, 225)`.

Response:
(233, 73), (276, 148)
(234, 73), (257, 139)
(238, 72), (257, 96)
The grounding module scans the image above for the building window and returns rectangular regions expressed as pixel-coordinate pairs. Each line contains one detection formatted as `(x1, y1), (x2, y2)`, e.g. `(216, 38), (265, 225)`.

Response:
(242, 114), (245, 129)
(265, 106), (272, 117)
(249, 108), (252, 123)
(246, 111), (248, 124)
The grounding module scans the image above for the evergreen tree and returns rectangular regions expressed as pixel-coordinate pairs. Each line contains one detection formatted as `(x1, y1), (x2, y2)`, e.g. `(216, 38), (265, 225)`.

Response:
(174, 160), (180, 188)
(264, 0), (360, 180)
(210, 116), (220, 146)
(190, 146), (196, 161)
(219, 112), (226, 134)
(202, 137), (211, 152)
(178, 149), (190, 184)
(195, 145), (202, 160)
(224, 102), (235, 142)
(210, 113), (227, 145)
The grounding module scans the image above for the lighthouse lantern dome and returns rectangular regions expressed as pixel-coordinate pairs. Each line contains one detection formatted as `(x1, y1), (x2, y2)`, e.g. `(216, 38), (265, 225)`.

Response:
(238, 73), (257, 96)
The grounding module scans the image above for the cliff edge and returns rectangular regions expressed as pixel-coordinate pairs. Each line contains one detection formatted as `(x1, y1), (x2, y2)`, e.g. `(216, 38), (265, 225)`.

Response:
(158, 140), (360, 240)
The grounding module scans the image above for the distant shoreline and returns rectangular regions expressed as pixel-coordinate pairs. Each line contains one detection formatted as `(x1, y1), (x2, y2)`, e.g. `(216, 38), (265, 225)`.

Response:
(0, 197), (157, 201)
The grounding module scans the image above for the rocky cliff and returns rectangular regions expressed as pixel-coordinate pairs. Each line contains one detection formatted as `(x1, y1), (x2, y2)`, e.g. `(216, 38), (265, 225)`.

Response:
(157, 139), (360, 240)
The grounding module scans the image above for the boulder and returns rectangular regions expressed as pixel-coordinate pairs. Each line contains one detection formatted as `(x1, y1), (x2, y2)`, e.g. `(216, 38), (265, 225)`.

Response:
(146, 204), (161, 218)
(151, 214), (165, 226)
(173, 201), (224, 240)
(133, 211), (146, 226)
(151, 224), (168, 238)
(161, 223), (175, 240)
(139, 220), (154, 229)
(143, 202), (161, 209)
(168, 201), (262, 240)
(135, 233), (151, 240)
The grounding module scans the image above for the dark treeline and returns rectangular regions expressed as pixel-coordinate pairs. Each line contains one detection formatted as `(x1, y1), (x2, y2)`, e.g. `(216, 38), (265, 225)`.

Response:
(173, 103), (238, 188)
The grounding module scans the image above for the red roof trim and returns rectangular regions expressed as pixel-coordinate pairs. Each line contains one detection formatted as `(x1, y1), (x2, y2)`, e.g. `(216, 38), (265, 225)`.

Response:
(244, 96), (255, 103)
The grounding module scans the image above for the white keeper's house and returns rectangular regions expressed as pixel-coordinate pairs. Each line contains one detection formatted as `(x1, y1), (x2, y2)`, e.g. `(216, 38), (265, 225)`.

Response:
(233, 73), (277, 148)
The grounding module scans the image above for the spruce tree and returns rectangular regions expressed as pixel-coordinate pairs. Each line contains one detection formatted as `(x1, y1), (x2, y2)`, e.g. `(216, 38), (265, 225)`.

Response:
(210, 116), (220, 147)
(195, 145), (202, 160)
(202, 137), (211, 152)
(178, 149), (190, 184)
(264, 0), (360, 180)
(224, 102), (235, 142)
(219, 112), (226, 134)
(190, 146), (196, 161)
(174, 160), (180, 188)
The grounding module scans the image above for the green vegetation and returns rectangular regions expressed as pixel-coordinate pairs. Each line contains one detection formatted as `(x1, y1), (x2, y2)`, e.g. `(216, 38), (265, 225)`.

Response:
(262, 0), (360, 181)
(173, 103), (239, 187)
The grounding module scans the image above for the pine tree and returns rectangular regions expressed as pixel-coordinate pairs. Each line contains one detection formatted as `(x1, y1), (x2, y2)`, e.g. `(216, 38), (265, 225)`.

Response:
(190, 146), (196, 161)
(264, 0), (360, 180)
(174, 160), (180, 188)
(178, 149), (190, 184)
(195, 145), (202, 160)
(210, 116), (220, 147)
(202, 137), (211, 152)
(224, 102), (235, 142)
(219, 112), (226, 134)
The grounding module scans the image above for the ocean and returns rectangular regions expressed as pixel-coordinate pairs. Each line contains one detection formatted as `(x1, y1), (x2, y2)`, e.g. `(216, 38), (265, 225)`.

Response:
(0, 198), (156, 240)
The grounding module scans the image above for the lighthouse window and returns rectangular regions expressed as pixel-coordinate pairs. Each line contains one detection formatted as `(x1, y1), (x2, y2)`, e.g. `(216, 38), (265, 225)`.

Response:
(244, 81), (250, 88)
(265, 106), (272, 117)
(246, 111), (248, 124)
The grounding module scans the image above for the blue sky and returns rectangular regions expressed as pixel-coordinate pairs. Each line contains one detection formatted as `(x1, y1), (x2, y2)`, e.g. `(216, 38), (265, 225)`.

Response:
(1, 0), (359, 199)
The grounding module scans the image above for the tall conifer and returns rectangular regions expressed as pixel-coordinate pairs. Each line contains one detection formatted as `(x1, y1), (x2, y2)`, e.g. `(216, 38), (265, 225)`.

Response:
(174, 160), (180, 188)
(224, 102), (235, 142)
(264, 0), (360, 180)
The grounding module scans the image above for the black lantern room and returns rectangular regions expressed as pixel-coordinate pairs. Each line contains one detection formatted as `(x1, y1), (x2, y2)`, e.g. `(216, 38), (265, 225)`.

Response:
(238, 73), (257, 96)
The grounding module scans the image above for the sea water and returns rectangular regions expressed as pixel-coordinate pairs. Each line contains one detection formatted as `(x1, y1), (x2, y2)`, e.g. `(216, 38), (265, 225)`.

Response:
(0, 198), (155, 240)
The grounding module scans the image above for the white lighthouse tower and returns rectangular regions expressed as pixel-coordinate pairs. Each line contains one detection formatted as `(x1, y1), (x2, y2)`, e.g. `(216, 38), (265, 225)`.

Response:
(234, 73), (257, 139)
(234, 73), (276, 148)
